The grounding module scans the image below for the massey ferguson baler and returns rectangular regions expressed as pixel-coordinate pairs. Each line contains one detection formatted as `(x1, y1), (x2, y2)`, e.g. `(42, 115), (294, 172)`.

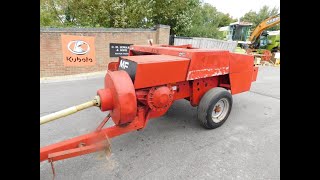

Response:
(40, 44), (258, 171)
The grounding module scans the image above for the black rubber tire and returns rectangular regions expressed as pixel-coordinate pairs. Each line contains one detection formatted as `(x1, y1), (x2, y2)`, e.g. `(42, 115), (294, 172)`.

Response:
(197, 87), (233, 129)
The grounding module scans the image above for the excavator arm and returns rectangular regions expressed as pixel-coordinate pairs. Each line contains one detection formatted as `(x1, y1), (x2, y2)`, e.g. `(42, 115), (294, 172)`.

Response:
(249, 14), (280, 44)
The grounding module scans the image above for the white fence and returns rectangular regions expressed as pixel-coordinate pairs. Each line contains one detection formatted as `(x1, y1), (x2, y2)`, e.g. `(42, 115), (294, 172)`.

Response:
(173, 37), (238, 52)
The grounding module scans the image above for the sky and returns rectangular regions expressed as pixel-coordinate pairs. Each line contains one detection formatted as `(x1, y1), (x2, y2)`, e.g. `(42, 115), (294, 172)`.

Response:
(203, 0), (280, 19)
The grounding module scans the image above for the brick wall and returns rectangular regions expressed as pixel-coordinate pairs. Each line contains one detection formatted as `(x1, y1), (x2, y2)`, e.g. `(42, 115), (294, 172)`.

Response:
(40, 25), (170, 77)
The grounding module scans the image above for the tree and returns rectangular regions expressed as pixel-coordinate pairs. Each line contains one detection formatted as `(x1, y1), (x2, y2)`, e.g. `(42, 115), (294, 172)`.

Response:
(40, 0), (155, 28)
(180, 3), (236, 39)
(40, 0), (64, 27)
(217, 13), (237, 27)
(40, 0), (201, 34)
(40, 0), (244, 39)
(241, 5), (280, 31)
(151, 0), (200, 35)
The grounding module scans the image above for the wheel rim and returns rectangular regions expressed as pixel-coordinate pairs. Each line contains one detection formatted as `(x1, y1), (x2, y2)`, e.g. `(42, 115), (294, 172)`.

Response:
(211, 98), (229, 123)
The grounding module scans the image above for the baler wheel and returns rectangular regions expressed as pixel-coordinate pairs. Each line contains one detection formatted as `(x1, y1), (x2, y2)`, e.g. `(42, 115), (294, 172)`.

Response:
(197, 87), (233, 129)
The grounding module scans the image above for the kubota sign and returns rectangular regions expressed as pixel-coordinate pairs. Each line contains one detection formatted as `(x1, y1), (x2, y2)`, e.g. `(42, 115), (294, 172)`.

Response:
(61, 35), (96, 66)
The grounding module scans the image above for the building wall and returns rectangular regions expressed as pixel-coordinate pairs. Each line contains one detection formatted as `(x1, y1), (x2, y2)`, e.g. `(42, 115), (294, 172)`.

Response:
(40, 25), (170, 77)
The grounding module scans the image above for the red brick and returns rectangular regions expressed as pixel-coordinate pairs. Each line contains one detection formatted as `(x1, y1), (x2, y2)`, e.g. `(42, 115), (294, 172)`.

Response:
(40, 26), (170, 77)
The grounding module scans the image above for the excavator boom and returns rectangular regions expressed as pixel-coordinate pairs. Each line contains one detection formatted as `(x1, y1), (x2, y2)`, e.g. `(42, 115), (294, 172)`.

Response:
(249, 14), (280, 44)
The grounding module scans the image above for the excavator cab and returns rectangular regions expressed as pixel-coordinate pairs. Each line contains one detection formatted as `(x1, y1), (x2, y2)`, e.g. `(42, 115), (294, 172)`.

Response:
(258, 31), (269, 49)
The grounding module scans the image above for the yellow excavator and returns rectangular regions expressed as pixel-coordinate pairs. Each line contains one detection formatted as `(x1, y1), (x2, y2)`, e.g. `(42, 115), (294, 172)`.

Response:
(248, 13), (280, 50)
(240, 14), (280, 64)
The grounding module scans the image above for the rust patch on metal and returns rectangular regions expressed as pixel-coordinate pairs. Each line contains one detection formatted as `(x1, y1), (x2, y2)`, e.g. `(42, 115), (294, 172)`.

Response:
(214, 105), (221, 113)
(187, 67), (229, 80)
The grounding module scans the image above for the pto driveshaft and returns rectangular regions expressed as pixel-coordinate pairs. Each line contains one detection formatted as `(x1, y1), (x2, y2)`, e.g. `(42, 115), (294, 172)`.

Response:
(40, 96), (101, 125)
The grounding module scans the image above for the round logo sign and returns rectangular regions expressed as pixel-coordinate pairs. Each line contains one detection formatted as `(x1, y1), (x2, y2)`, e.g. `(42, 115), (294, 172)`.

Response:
(67, 40), (90, 55)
